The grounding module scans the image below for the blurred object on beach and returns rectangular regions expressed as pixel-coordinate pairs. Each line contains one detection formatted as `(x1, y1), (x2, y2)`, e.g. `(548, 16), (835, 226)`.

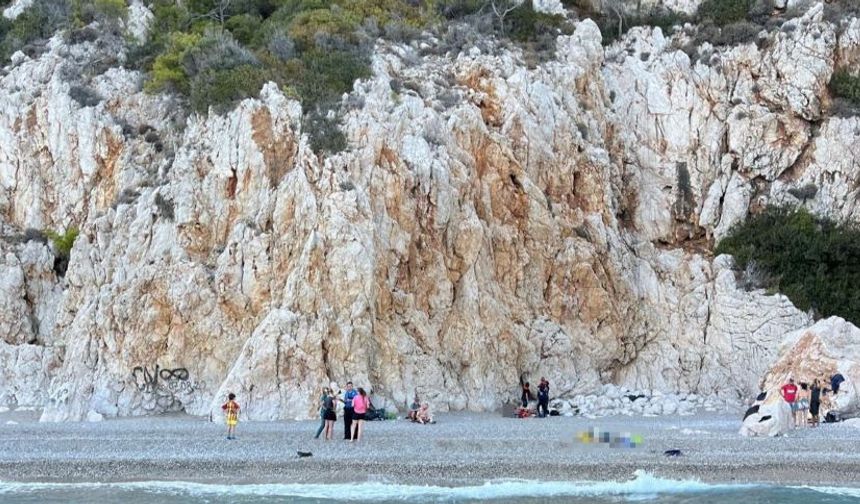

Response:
(576, 426), (643, 448)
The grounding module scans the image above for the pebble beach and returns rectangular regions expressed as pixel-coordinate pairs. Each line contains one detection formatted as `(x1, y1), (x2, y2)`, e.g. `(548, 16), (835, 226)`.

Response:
(2, 409), (860, 488)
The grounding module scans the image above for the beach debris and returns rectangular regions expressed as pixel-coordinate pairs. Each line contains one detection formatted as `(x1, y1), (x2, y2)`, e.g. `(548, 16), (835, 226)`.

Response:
(297, 451), (313, 458)
(663, 449), (682, 457)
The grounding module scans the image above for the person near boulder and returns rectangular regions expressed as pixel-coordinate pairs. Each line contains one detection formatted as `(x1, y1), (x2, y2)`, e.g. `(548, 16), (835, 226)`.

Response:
(810, 379), (822, 427)
(339, 381), (357, 440)
(351, 387), (369, 442)
(537, 377), (550, 418)
(797, 382), (810, 428)
(831, 373), (845, 395)
(781, 378), (799, 428)
(521, 382), (534, 408)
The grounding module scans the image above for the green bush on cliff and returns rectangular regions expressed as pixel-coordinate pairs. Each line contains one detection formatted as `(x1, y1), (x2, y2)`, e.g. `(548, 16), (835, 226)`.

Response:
(0, 0), (70, 60)
(44, 227), (79, 276)
(717, 206), (860, 325)
(697, 0), (752, 26)
(830, 70), (860, 107)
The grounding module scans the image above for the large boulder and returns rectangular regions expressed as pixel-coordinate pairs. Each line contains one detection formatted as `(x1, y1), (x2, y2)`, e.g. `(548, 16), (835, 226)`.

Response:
(760, 317), (860, 420)
(739, 390), (793, 437)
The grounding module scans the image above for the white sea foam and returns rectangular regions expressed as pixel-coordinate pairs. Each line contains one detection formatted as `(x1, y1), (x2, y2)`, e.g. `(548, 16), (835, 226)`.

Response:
(0, 471), (755, 500)
(795, 485), (860, 498)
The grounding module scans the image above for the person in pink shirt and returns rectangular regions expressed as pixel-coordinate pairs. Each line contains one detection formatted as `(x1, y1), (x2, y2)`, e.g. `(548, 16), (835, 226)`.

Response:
(350, 387), (369, 442)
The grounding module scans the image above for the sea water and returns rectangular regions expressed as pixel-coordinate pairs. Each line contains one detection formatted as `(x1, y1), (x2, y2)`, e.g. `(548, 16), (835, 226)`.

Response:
(1, 472), (859, 504)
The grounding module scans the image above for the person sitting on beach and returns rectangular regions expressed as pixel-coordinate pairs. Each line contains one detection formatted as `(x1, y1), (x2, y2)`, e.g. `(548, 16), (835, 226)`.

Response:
(781, 378), (799, 428)
(221, 393), (240, 440)
(408, 391), (421, 421)
(417, 402), (434, 424)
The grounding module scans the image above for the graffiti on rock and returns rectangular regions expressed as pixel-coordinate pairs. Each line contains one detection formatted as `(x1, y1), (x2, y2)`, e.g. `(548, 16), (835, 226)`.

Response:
(132, 365), (205, 410)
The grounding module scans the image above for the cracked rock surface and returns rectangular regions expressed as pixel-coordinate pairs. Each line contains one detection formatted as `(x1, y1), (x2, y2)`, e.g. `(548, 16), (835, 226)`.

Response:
(0, 4), (858, 421)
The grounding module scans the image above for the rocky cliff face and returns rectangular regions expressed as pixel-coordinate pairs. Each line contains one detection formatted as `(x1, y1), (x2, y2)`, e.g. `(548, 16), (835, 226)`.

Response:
(0, 3), (858, 421)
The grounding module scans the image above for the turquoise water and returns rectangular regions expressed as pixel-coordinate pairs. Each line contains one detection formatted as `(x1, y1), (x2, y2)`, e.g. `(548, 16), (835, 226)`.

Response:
(1, 474), (859, 504)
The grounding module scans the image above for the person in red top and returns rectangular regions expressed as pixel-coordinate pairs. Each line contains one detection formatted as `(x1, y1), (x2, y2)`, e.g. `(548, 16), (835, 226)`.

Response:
(221, 393), (240, 440)
(781, 378), (799, 428)
(350, 387), (369, 442)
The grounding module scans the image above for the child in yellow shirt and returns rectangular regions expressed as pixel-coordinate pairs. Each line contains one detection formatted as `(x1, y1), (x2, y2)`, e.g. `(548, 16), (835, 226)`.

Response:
(221, 393), (240, 440)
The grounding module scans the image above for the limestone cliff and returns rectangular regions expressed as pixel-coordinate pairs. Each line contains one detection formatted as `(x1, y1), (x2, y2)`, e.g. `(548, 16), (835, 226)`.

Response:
(0, 2), (858, 421)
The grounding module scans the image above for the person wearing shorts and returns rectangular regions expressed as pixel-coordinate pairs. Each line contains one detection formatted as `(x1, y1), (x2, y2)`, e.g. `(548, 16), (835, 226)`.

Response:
(322, 389), (337, 440)
(351, 387), (369, 442)
(781, 378), (799, 428)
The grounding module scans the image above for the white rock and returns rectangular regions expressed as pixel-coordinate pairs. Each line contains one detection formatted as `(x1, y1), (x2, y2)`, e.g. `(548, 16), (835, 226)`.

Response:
(760, 317), (860, 420)
(0, 11), (853, 423)
(740, 391), (792, 437)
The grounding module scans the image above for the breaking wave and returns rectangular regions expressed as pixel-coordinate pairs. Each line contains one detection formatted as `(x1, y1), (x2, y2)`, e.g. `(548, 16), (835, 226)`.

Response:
(0, 470), (755, 500)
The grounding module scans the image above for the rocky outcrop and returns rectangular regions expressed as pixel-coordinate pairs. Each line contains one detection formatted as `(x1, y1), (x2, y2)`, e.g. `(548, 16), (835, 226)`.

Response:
(1, 4), (859, 421)
(739, 389), (793, 437)
(760, 317), (860, 420)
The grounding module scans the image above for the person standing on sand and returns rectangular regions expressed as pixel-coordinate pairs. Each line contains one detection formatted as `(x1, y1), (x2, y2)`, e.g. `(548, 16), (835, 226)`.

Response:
(797, 383), (810, 428)
(221, 393), (240, 440)
(521, 382), (534, 408)
(810, 379), (822, 427)
(314, 387), (329, 439)
(537, 377), (550, 418)
(781, 378), (799, 428)
(322, 389), (337, 440)
(340, 381), (358, 440)
(351, 387), (369, 442)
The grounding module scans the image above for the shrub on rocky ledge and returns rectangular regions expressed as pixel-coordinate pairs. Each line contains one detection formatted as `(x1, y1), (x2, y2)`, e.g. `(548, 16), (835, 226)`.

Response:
(697, 0), (752, 26)
(830, 70), (860, 108)
(717, 206), (860, 325)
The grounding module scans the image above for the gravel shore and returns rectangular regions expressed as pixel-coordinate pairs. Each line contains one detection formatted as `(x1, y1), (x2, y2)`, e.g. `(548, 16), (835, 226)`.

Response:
(1, 410), (859, 487)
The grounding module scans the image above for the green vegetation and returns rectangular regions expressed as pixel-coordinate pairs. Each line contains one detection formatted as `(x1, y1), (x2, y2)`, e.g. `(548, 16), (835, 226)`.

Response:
(697, 0), (751, 26)
(0, 0), (128, 60)
(588, 8), (688, 46)
(128, 0), (567, 151)
(830, 70), (860, 107)
(45, 227), (79, 276)
(717, 207), (860, 325)
(45, 227), (79, 258)
(2, 0), (569, 153)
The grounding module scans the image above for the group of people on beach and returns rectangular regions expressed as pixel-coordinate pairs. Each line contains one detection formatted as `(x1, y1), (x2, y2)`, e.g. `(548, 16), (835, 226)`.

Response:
(219, 383), (436, 441)
(780, 373), (844, 428)
(406, 391), (434, 424)
(313, 381), (372, 441)
(519, 377), (551, 418)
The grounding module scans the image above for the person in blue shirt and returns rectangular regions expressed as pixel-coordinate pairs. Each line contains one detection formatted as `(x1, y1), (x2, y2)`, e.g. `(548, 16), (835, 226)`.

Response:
(339, 381), (358, 440)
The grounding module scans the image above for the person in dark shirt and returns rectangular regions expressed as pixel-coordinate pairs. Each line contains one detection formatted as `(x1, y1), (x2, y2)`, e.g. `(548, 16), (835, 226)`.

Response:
(537, 377), (550, 418)
(339, 381), (357, 440)
(810, 379), (822, 427)
(521, 382), (534, 408)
